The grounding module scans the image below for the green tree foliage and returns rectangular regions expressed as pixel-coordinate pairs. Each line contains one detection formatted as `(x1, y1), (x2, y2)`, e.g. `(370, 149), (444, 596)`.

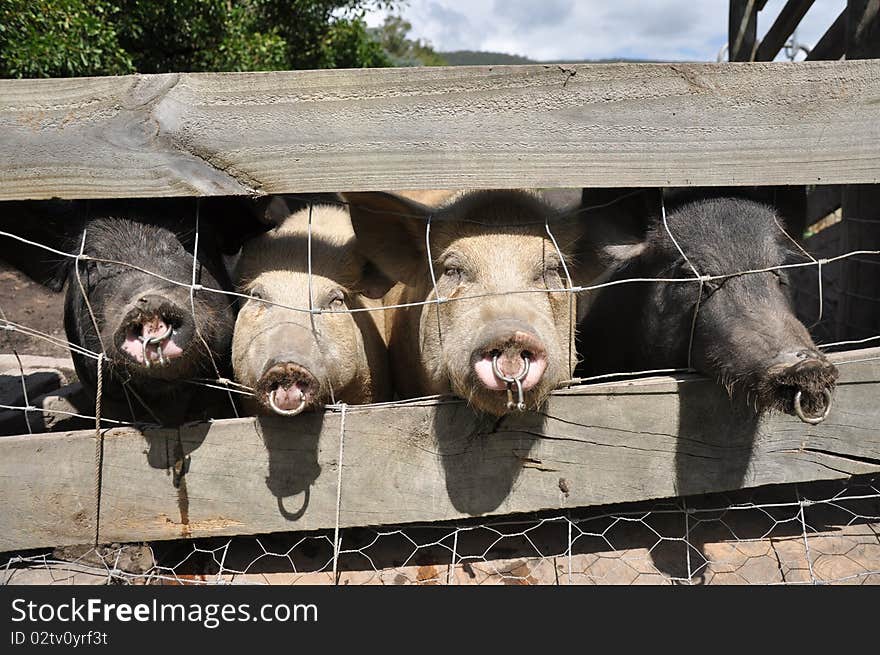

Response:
(372, 14), (445, 66)
(0, 0), (398, 77)
(0, 1), (133, 77)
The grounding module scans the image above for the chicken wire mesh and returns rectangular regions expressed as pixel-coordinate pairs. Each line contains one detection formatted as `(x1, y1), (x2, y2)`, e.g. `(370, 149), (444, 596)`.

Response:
(0, 190), (878, 586)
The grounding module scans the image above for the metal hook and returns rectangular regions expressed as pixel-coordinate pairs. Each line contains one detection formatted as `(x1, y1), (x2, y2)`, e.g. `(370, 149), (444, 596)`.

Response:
(268, 388), (308, 417)
(794, 388), (833, 425)
(138, 323), (173, 368)
(492, 354), (530, 411)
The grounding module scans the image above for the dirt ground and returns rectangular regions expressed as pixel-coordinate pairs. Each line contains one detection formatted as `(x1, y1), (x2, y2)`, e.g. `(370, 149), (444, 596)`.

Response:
(0, 260), (67, 358)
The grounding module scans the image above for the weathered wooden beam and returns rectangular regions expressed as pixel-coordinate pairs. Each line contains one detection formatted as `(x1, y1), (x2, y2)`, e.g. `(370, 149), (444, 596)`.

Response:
(1, 61), (879, 201)
(807, 9), (848, 60)
(1, 348), (877, 553)
(838, 1), (880, 342)
(846, 0), (880, 59)
(729, 0), (762, 61)
(755, 0), (816, 61)
(806, 185), (842, 227)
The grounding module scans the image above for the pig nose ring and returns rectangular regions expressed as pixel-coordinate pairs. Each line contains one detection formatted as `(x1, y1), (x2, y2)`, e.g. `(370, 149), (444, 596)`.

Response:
(492, 354), (530, 411)
(794, 388), (833, 425)
(137, 324), (173, 368)
(268, 389), (307, 417)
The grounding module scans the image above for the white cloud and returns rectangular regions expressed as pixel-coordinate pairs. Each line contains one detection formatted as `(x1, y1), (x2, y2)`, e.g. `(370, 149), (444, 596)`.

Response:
(365, 0), (846, 61)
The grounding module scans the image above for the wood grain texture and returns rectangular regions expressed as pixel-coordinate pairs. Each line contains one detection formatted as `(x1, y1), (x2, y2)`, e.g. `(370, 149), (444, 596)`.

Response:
(1, 348), (877, 552)
(0, 430), (96, 551)
(1, 60), (879, 201)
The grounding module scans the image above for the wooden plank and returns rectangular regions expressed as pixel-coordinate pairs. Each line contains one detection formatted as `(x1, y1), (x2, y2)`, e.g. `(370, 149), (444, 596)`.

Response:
(807, 9), (848, 60)
(1, 348), (878, 552)
(729, 0), (760, 61)
(0, 430), (96, 551)
(846, 0), (880, 60)
(1, 61), (880, 201)
(806, 184), (842, 226)
(839, 1), (880, 342)
(755, 0), (816, 61)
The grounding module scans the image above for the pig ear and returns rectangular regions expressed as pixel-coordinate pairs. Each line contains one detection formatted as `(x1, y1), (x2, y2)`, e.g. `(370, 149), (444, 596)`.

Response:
(257, 193), (346, 225)
(573, 188), (658, 269)
(357, 260), (396, 299)
(343, 192), (429, 286)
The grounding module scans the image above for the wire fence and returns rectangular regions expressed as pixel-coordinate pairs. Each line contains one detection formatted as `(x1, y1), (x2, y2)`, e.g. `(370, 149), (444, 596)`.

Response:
(1, 191), (877, 425)
(0, 190), (878, 585)
(2, 475), (879, 585)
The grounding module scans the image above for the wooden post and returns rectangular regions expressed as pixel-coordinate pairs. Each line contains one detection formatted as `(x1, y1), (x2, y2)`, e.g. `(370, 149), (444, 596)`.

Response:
(839, 0), (880, 341)
(806, 8), (848, 60)
(845, 0), (880, 58)
(729, 0), (760, 61)
(755, 0), (816, 61)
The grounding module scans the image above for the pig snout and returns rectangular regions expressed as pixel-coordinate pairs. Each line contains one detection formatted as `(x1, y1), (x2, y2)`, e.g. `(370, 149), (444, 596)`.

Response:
(472, 324), (548, 393)
(763, 349), (839, 423)
(256, 358), (321, 417)
(116, 294), (190, 367)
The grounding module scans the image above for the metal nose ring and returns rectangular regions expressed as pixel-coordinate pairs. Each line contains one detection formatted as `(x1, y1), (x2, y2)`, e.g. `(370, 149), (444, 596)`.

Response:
(492, 354), (530, 411)
(794, 388), (833, 425)
(137, 323), (173, 368)
(268, 388), (308, 417)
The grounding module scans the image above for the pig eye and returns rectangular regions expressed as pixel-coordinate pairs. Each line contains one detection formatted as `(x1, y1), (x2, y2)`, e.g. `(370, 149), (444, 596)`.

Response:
(248, 285), (266, 302)
(535, 263), (563, 286)
(82, 259), (102, 276)
(325, 289), (346, 310)
(443, 265), (462, 279)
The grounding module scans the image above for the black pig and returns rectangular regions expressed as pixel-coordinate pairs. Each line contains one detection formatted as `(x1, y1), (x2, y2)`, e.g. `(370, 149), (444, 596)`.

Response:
(64, 199), (238, 425)
(576, 192), (838, 421)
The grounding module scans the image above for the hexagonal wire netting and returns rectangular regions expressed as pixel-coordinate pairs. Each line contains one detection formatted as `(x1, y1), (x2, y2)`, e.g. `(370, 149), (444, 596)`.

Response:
(2, 475), (878, 585)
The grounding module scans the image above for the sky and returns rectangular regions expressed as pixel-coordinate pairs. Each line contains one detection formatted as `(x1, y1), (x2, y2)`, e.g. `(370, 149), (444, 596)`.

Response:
(363, 0), (846, 62)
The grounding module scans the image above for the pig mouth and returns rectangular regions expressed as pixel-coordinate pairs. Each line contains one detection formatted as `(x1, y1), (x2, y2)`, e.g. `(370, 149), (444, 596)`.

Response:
(115, 309), (187, 370)
(748, 358), (839, 423)
(255, 362), (321, 417)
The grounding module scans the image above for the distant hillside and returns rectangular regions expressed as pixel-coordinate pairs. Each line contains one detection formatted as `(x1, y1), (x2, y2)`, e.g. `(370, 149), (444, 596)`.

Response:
(439, 51), (537, 65)
(439, 50), (659, 65)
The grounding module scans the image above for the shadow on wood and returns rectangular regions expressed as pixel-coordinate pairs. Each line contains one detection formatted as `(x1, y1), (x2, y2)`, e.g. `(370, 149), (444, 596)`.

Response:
(434, 405), (542, 516)
(675, 384), (759, 497)
(257, 413), (324, 521)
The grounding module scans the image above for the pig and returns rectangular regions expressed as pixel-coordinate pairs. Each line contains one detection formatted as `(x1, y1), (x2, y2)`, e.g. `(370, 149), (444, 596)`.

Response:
(343, 190), (586, 417)
(231, 202), (393, 415)
(64, 199), (238, 425)
(575, 192), (838, 421)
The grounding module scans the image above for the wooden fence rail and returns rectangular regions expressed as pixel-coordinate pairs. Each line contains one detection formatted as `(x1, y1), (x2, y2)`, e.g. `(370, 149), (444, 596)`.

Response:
(2, 347), (877, 552)
(1, 60), (879, 201)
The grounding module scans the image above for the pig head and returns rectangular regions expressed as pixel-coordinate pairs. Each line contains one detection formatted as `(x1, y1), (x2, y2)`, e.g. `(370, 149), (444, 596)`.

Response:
(64, 203), (236, 424)
(576, 192), (838, 421)
(232, 204), (392, 415)
(345, 190), (584, 417)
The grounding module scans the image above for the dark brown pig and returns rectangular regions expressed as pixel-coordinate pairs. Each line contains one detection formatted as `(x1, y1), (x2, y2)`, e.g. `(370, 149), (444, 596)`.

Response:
(576, 193), (838, 422)
(344, 190), (585, 417)
(232, 203), (392, 415)
(64, 200), (238, 425)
